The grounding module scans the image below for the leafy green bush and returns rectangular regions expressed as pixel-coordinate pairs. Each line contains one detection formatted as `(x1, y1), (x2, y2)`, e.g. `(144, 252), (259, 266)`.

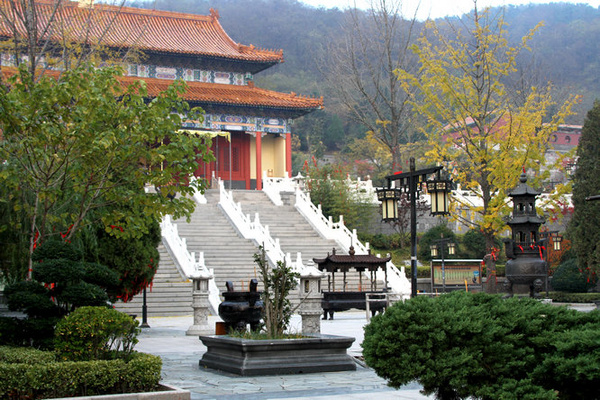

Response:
(405, 265), (432, 279)
(551, 258), (595, 293)
(54, 306), (139, 361)
(0, 351), (161, 399)
(92, 214), (161, 302)
(0, 346), (56, 364)
(548, 291), (600, 303)
(0, 318), (23, 346)
(4, 239), (121, 348)
(363, 291), (600, 399)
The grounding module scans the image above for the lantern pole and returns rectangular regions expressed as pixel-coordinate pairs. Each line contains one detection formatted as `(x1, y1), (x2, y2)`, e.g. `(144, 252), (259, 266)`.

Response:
(381, 157), (451, 298)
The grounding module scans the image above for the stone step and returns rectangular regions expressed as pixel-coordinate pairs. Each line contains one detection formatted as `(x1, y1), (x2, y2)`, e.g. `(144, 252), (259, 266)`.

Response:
(137, 188), (385, 318)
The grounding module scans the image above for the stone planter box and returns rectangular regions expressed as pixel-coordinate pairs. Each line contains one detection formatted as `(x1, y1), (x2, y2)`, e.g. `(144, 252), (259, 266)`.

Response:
(199, 334), (356, 376)
(50, 384), (190, 400)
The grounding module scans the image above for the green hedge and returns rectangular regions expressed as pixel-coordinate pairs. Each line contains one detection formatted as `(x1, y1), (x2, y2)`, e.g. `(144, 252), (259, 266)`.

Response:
(548, 291), (600, 303)
(0, 346), (56, 364)
(0, 348), (161, 399)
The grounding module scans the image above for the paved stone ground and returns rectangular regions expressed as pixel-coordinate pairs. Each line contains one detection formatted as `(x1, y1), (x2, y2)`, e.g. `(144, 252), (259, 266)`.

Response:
(135, 312), (430, 400)
(136, 303), (598, 399)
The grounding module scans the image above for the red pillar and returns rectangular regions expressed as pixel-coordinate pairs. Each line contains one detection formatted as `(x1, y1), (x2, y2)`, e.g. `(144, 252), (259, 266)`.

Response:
(286, 132), (292, 178)
(256, 132), (262, 190)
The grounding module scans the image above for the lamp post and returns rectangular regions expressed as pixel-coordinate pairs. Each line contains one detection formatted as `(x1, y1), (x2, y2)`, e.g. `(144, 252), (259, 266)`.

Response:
(141, 287), (150, 328)
(377, 157), (451, 298)
(430, 236), (456, 293)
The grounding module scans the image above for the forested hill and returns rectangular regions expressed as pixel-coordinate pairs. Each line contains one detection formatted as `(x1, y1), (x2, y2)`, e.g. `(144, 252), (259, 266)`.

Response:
(129, 0), (599, 154)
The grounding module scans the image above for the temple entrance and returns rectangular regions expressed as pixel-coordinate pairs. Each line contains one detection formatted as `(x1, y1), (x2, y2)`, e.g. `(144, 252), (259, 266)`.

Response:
(196, 132), (250, 189)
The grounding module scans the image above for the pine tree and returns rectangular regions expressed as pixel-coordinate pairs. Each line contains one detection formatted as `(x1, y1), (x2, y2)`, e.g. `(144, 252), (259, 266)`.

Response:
(568, 100), (600, 279)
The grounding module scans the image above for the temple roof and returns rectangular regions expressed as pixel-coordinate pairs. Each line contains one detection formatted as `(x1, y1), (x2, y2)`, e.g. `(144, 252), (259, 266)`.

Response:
(129, 77), (323, 112)
(0, 1), (284, 65)
(1, 67), (323, 115)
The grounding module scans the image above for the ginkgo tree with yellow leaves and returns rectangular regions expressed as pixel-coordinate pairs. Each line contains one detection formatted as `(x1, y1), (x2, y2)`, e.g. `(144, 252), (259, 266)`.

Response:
(397, 3), (577, 250)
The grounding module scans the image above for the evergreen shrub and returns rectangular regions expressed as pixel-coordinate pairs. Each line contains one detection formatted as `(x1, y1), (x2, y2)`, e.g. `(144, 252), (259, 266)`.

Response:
(54, 306), (139, 361)
(363, 291), (600, 399)
(0, 350), (161, 399)
(548, 291), (600, 303)
(551, 258), (594, 293)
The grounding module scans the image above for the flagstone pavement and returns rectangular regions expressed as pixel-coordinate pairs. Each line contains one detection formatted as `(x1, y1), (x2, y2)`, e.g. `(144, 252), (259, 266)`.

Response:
(136, 311), (430, 400)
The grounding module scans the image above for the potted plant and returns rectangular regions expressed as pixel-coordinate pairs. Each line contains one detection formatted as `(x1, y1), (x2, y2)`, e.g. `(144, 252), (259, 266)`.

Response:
(198, 247), (356, 376)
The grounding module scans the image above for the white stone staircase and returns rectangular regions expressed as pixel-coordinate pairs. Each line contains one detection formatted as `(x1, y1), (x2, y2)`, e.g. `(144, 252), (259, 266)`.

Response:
(173, 190), (261, 295)
(230, 190), (341, 268)
(114, 178), (410, 317)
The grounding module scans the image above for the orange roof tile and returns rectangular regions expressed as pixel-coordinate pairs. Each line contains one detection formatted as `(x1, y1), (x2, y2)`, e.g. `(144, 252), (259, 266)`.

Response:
(120, 75), (323, 111)
(0, 0), (284, 64)
(1, 67), (323, 112)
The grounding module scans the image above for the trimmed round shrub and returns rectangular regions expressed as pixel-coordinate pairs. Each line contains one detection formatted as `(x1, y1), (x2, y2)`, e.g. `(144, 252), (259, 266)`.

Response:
(363, 291), (600, 399)
(551, 258), (594, 293)
(54, 306), (139, 361)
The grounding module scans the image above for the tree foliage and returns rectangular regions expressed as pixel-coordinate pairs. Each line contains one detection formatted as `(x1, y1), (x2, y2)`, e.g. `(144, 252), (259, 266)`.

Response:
(417, 224), (456, 262)
(3, 238), (120, 348)
(322, 0), (424, 170)
(0, 65), (212, 280)
(302, 159), (375, 231)
(397, 4), (576, 250)
(568, 100), (600, 278)
(363, 291), (600, 400)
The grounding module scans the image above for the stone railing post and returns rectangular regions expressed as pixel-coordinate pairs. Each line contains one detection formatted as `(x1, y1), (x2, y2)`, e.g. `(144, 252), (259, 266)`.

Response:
(186, 264), (214, 336)
(298, 258), (325, 334)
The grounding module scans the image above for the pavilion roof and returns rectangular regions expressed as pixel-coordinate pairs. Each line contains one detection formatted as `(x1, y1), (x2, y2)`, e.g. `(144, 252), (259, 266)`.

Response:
(313, 248), (390, 272)
(0, 1), (284, 65)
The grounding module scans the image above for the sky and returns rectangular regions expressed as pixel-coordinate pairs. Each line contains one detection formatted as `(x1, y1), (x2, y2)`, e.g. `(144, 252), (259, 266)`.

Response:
(299, 0), (600, 20)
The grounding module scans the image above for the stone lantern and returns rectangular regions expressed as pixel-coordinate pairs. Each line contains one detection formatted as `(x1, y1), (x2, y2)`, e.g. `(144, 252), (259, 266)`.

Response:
(298, 259), (325, 334)
(186, 262), (214, 336)
(503, 172), (547, 298)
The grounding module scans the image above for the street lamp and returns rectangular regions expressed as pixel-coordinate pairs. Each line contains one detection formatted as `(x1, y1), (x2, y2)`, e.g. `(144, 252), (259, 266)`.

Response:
(427, 170), (453, 215)
(376, 187), (402, 221)
(380, 157), (452, 297)
(430, 236), (455, 293)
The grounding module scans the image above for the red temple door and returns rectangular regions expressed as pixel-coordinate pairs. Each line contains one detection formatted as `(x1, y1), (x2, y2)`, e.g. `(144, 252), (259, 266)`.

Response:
(196, 133), (250, 188)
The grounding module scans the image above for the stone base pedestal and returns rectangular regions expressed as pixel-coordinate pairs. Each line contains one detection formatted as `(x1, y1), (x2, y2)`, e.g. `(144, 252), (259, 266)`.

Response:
(199, 334), (356, 376)
(299, 312), (321, 334)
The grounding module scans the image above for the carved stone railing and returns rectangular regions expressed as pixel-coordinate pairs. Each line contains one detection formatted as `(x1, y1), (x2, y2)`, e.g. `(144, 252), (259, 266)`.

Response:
(261, 172), (297, 206)
(294, 186), (410, 297)
(218, 180), (296, 271)
(160, 215), (220, 312)
(189, 176), (207, 204)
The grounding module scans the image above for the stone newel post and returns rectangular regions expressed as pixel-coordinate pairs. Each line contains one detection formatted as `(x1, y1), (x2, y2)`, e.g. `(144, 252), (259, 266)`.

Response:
(298, 259), (325, 335)
(186, 262), (213, 336)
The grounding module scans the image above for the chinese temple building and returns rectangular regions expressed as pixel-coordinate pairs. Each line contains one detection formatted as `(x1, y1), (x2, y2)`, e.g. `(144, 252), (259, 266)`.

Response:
(0, 1), (323, 189)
